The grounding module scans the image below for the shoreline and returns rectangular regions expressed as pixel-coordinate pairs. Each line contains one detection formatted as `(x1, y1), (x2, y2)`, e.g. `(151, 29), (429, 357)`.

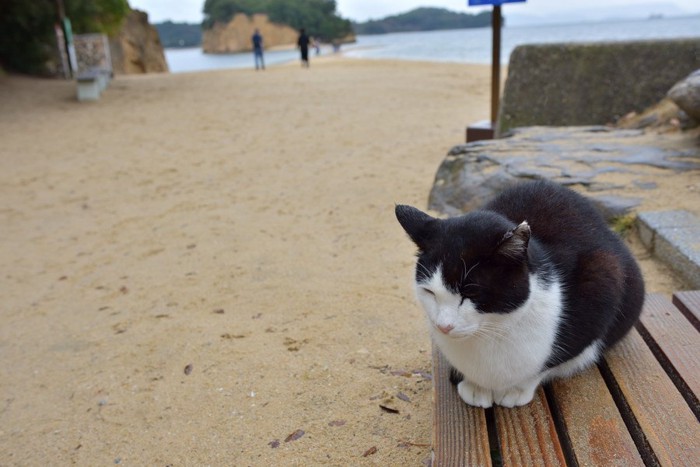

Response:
(163, 46), (494, 74)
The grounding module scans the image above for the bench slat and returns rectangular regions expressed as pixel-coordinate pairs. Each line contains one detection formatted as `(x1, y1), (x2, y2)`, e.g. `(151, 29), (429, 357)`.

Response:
(494, 388), (566, 466)
(639, 293), (700, 399)
(432, 346), (492, 466)
(672, 290), (700, 331)
(550, 367), (643, 466)
(604, 328), (700, 465)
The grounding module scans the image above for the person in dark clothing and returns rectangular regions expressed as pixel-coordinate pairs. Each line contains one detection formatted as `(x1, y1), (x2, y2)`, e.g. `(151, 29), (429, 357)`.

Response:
(252, 29), (264, 70)
(297, 28), (310, 68)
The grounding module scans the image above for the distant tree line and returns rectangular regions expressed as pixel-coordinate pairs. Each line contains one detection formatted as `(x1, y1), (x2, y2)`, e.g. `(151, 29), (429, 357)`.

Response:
(0, 0), (129, 74)
(202, 0), (352, 41)
(155, 21), (202, 48)
(353, 7), (492, 35)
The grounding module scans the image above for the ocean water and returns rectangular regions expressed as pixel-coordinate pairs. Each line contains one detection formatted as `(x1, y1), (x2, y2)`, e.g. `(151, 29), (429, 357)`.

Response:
(166, 16), (700, 73)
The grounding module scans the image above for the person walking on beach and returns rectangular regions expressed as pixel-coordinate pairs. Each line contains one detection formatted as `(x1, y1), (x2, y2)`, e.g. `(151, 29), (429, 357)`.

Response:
(252, 28), (265, 70)
(297, 28), (310, 68)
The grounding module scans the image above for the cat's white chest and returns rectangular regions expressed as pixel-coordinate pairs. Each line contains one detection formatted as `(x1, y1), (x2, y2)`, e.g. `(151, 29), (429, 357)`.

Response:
(420, 272), (563, 392)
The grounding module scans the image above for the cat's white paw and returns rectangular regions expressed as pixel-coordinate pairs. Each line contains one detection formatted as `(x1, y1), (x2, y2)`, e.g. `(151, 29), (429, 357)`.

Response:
(493, 383), (538, 408)
(457, 380), (493, 408)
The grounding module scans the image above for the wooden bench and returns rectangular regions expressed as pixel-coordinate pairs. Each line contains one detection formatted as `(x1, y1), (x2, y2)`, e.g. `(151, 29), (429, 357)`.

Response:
(432, 291), (700, 466)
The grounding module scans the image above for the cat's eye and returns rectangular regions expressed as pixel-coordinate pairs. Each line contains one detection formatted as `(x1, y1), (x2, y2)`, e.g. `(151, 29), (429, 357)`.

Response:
(460, 288), (480, 303)
(421, 288), (435, 296)
(461, 283), (482, 297)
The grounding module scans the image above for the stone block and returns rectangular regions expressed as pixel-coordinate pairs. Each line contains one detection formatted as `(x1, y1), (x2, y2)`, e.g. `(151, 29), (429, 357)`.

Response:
(498, 39), (700, 135)
(636, 210), (700, 288)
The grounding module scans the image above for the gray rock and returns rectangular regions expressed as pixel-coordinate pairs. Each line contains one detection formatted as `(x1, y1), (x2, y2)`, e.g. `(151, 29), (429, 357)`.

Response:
(668, 69), (700, 121)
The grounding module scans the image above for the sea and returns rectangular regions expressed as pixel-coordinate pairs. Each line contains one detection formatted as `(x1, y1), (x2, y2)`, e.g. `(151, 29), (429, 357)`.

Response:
(165, 16), (700, 73)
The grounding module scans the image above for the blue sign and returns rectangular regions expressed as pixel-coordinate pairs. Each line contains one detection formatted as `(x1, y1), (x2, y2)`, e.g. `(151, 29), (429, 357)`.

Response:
(468, 0), (526, 6)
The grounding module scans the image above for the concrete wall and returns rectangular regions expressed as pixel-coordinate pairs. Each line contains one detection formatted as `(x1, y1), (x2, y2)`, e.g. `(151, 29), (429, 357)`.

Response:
(497, 39), (700, 135)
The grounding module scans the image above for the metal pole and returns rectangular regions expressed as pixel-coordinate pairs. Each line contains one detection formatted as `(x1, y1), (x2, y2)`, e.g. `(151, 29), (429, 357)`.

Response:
(491, 5), (502, 124)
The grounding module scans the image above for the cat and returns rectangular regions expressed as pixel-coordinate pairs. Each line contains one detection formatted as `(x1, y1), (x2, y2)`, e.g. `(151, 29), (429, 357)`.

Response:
(395, 180), (644, 408)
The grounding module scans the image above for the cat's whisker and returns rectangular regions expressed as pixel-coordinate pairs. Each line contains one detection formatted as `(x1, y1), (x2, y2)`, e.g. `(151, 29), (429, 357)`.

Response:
(476, 323), (519, 345)
(460, 261), (480, 287)
(416, 261), (433, 279)
(476, 329), (513, 345)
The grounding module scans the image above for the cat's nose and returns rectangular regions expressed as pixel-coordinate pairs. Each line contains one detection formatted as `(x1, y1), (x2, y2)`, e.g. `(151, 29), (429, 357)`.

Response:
(437, 324), (454, 335)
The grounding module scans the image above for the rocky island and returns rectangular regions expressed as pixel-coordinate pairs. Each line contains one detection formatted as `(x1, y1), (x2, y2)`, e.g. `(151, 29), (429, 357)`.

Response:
(201, 0), (354, 54)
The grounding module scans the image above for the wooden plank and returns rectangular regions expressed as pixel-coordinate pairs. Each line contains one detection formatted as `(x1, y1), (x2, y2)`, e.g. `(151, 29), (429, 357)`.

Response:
(639, 293), (700, 400)
(550, 367), (643, 466)
(432, 345), (492, 466)
(603, 328), (700, 465)
(672, 290), (700, 331)
(494, 388), (566, 466)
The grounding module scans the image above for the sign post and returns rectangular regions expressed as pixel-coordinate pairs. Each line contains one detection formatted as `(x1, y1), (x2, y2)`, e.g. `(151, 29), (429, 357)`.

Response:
(466, 0), (526, 142)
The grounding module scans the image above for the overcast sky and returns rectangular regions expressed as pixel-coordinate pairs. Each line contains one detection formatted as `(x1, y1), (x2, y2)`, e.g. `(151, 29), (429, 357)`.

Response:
(127, 0), (700, 24)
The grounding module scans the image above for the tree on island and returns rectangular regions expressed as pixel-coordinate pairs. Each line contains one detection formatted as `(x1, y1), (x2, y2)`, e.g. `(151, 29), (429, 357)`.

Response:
(202, 0), (352, 42)
(353, 7), (492, 35)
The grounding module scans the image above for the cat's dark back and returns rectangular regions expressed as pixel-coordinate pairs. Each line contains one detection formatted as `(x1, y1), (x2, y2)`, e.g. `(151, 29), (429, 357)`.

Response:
(485, 180), (645, 364)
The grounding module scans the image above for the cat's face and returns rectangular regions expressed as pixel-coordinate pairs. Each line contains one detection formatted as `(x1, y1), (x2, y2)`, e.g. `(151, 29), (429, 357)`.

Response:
(396, 205), (532, 338)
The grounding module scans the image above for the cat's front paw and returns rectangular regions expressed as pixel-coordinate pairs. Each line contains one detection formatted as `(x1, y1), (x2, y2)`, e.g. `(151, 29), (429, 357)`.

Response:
(457, 380), (493, 408)
(493, 383), (538, 408)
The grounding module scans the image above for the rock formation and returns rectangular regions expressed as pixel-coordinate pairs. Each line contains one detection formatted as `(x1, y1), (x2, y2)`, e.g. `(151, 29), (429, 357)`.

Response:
(202, 14), (299, 54)
(109, 9), (168, 74)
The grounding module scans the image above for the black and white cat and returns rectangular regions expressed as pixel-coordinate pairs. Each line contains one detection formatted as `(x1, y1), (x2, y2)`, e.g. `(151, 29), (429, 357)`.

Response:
(396, 180), (644, 408)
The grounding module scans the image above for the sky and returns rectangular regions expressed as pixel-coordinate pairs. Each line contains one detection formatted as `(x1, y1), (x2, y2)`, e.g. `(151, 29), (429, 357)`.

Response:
(127, 0), (700, 24)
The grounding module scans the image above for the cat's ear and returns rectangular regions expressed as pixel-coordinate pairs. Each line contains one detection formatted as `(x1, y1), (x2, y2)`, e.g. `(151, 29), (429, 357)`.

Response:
(395, 205), (437, 251)
(495, 221), (530, 261)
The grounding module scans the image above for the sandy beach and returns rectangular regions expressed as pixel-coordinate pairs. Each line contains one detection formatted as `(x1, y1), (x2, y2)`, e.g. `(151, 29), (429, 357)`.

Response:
(0, 57), (694, 465)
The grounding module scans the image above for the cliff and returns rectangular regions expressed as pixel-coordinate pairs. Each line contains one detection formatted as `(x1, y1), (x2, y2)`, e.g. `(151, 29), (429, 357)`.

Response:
(109, 9), (168, 74)
(202, 14), (299, 54)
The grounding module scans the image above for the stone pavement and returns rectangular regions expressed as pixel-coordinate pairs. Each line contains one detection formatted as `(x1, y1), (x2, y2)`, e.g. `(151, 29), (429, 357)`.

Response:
(428, 125), (700, 289)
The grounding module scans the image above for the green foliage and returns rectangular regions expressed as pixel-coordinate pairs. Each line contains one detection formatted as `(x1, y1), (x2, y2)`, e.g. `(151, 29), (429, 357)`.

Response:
(0, 0), (129, 74)
(65, 0), (130, 35)
(202, 0), (351, 41)
(0, 0), (56, 74)
(202, 0), (261, 29)
(611, 214), (637, 237)
(156, 21), (203, 48)
(353, 7), (492, 35)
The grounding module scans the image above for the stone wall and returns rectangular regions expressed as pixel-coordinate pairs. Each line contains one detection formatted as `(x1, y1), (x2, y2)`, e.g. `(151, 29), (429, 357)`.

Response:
(74, 34), (112, 75)
(497, 39), (700, 135)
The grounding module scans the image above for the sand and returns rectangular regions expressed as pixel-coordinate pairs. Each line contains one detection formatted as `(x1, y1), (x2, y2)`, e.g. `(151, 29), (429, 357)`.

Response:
(0, 57), (695, 465)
